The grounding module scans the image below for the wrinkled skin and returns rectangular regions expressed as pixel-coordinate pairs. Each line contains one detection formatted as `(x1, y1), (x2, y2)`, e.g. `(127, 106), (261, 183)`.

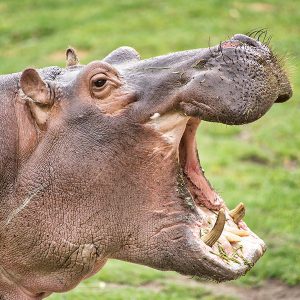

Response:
(0, 34), (292, 299)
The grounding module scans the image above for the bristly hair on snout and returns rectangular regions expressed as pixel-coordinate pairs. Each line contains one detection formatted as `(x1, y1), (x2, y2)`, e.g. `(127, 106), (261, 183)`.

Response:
(208, 28), (292, 85)
(245, 28), (292, 74)
(246, 28), (273, 46)
(253, 28), (294, 84)
(206, 28), (275, 68)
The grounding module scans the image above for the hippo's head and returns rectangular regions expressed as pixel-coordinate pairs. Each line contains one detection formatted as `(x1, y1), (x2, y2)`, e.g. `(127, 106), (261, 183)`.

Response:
(3, 34), (292, 296)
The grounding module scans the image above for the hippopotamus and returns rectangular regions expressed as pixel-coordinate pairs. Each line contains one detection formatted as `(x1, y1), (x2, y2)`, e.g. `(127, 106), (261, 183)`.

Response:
(0, 33), (292, 299)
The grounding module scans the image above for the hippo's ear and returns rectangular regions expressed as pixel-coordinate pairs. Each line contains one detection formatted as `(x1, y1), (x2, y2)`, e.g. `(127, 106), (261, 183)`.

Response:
(20, 68), (54, 128)
(66, 47), (79, 67)
(103, 46), (140, 65)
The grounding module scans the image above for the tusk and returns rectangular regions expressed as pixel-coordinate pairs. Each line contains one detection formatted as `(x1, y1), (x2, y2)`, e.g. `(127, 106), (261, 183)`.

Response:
(66, 47), (79, 67)
(230, 202), (245, 224)
(202, 209), (225, 247)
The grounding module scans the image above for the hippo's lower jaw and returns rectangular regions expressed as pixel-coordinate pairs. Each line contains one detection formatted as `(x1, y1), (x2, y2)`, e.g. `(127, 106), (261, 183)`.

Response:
(147, 113), (266, 281)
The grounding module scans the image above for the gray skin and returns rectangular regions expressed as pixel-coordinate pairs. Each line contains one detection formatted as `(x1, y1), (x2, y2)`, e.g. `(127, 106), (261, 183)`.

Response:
(0, 34), (292, 299)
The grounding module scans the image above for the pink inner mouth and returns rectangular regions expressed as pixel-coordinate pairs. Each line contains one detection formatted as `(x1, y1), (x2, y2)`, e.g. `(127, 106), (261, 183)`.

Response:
(179, 118), (223, 210)
(177, 117), (266, 263)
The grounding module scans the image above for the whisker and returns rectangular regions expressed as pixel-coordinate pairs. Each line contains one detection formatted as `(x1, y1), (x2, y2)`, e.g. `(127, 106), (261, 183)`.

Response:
(218, 41), (229, 65)
(234, 48), (243, 67)
(262, 29), (269, 44)
(218, 42), (224, 54)
(208, 36), (214, 56)
(253, 28), (264, 40)
(245, 28), (258, 37)
(257, 29), (268, 42)
(246, 28), (264, 38)
(224, 54), (234, 64)
(266, 35), (272, 47)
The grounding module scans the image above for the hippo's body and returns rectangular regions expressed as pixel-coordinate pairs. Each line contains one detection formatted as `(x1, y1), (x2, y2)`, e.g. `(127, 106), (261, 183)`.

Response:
(0, 34), (292, 299)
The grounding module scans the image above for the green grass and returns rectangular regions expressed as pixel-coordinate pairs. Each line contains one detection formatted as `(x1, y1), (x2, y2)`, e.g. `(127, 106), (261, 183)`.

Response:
(0, 0), (299, 298)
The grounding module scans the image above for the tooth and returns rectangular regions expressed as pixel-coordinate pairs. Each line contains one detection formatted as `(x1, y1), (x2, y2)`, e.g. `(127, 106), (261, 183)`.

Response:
(224, 231), (242, 243)
(225, 226), (249, 237)
(219, 236), (233, 255)
(230, 202), (245, 224)
(150, 112), (160, 120)
(202, 209), (225, 247)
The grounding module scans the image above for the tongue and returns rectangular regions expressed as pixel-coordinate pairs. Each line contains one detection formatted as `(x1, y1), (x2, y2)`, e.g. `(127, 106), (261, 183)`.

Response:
(180, 119), (223, 211)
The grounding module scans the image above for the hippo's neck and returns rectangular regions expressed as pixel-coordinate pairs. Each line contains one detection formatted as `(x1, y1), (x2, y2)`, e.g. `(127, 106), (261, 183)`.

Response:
(0, 265), (46, 299)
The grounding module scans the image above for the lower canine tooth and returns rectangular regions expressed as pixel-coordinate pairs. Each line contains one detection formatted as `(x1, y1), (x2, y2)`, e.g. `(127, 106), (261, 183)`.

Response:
(230, 202), (245, 224)
(202, 209), (225, 247)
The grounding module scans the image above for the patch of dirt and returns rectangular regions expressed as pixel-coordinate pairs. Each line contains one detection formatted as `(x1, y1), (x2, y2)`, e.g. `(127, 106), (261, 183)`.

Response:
(173, 276), (300, 300)
(234, 2), (274, 12)
(236, 130), (252, 142)
(240, 154), (270, 166)
(283, 157), (299, 171)
(247, 3), (274, 12)
(101, 277), (300, 300)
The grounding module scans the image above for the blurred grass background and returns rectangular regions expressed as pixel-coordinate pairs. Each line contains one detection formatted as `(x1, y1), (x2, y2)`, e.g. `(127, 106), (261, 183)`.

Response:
(0, 0), (299, 299)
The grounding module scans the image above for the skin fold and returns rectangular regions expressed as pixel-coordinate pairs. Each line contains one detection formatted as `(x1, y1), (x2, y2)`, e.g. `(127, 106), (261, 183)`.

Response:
(0, 33), (292, 299)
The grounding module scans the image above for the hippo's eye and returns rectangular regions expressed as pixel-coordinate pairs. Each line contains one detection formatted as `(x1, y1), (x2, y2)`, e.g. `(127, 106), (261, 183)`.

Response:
(90, 72), (121, 99)
(93, 79), (107, 88)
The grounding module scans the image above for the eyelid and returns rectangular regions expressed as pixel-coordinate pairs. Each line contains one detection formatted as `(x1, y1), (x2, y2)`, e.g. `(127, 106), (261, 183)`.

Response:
(92, 73), (109, 81)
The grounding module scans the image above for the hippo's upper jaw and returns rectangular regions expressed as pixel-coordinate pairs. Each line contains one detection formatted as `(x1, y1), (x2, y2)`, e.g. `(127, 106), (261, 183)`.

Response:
(0, 34), (292, 298)
(177, 34), (292, 125)
(115, 33), (292, 126)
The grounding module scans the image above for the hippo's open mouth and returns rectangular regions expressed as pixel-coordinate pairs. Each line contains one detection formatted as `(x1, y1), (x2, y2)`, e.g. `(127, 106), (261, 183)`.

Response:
(118, 33), (290, 281)
(140, 32), (294, 280)
(147, 113), (266, 280)
(179, 117), (266, 259)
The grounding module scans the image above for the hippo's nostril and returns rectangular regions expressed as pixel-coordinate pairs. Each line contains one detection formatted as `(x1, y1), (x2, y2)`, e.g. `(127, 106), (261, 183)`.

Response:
(275, 92), (292, 103)
(232, 34), (261, 48)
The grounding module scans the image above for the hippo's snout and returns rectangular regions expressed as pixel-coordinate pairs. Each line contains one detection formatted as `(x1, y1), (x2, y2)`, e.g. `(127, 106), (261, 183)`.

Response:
(174, 33), (293, 125)
(232, 34), (263, 48)
(231, 33), (293, 105)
